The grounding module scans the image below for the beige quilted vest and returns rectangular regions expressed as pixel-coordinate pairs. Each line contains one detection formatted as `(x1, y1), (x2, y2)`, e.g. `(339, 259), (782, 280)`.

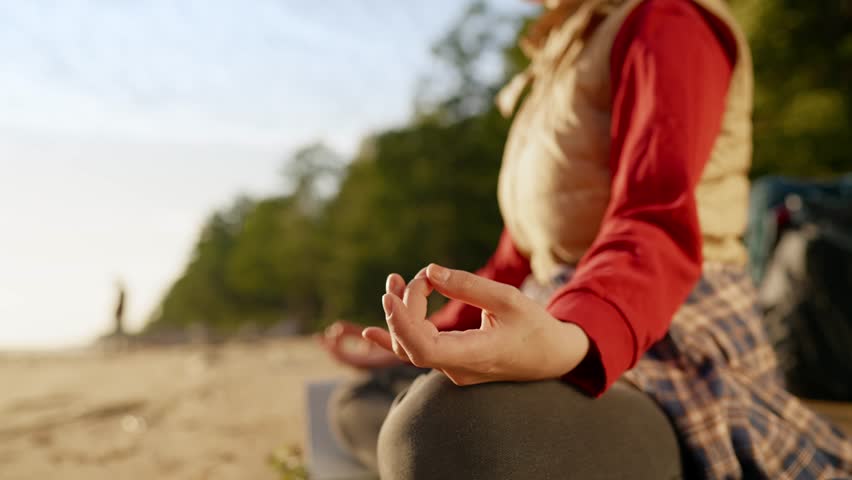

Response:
(497, 0), (753, 284)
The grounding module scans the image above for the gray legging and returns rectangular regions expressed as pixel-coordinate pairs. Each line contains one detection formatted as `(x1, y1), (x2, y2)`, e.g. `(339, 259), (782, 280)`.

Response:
(329, 366), (684, 479)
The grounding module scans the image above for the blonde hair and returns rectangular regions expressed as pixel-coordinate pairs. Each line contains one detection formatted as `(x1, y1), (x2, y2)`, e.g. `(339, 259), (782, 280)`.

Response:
(520, 1), (585, 57)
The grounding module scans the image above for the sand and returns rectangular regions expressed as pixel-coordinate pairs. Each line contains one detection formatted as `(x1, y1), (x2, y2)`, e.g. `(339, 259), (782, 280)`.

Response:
(2, 338), (849, 479)
(0, 339), (353, 480)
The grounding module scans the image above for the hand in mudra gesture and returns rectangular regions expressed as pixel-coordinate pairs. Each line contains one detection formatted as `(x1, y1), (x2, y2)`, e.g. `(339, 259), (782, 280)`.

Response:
(318, 320), (405, 370)
(362, 264), (590, 386)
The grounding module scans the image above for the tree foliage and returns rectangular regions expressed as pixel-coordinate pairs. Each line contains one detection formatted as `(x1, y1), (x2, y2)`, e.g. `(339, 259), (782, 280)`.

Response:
(733, 0), (852, 177)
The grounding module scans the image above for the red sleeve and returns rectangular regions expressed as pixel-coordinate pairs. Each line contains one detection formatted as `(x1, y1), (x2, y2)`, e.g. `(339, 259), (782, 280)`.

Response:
(546, 0), (737, 397)
(430, 228), (531, 331)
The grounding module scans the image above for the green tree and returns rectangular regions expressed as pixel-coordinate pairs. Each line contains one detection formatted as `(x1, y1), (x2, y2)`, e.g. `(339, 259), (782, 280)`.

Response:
(146, 197), (252, 332)
(734, 0), (852, 177)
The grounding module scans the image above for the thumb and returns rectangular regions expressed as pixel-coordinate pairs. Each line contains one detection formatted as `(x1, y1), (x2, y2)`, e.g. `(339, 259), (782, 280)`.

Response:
(425, 264), (521, 313)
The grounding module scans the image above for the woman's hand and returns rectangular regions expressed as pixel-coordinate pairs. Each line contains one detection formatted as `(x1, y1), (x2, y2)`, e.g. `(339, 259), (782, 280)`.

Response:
(318, 320), (406, 370)
(362, 264), (590, 386)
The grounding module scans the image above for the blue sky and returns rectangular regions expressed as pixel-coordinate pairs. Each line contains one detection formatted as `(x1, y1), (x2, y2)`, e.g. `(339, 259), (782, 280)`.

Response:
(0, 0), (532, 348)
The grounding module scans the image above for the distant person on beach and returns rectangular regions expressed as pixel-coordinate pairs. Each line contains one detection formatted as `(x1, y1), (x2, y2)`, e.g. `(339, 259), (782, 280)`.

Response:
(321, 0), (852, 478)
(114, 280), (126, 337)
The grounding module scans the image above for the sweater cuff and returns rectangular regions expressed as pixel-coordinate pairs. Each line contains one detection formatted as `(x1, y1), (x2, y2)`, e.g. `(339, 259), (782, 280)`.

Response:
(546, 290), (636, 397)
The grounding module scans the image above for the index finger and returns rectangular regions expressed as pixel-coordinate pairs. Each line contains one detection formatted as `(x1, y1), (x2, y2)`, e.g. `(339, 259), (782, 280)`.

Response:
(402, 277), (433, 321)
(383, 293), (439, 367)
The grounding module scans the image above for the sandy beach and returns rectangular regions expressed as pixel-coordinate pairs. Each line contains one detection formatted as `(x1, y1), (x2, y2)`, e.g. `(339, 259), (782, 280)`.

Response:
(0, 339), (353, 480)
(2, 338), (850, 479)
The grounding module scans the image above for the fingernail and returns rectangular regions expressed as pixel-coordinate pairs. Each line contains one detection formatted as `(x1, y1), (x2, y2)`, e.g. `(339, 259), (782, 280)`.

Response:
(382, 294), (394, 316)
(427, 264), (449, 283)
(327, 323), (342, 338)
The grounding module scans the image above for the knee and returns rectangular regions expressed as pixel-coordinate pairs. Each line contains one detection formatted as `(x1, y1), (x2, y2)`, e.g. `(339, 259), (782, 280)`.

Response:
(377, 373), (682, 480)
(376, 371), (520, 479)
(328, 379), (391, 471)
(327, 380), (362, 441)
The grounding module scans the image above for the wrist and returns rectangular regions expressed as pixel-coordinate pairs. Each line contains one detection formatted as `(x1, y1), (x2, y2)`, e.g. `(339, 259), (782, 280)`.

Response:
(542, 317), (590, 379)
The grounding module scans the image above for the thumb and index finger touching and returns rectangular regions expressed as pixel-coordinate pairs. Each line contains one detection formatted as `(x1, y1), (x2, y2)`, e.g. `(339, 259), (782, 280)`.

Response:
(382, 270), (437, 363)
(363, 267), (443, 361)
(362, 264), (516, 355)
(362, 268), (428, 347)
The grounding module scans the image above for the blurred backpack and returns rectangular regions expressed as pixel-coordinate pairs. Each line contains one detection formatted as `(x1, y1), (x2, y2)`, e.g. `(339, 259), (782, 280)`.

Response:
(749, 175), (852, 401)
